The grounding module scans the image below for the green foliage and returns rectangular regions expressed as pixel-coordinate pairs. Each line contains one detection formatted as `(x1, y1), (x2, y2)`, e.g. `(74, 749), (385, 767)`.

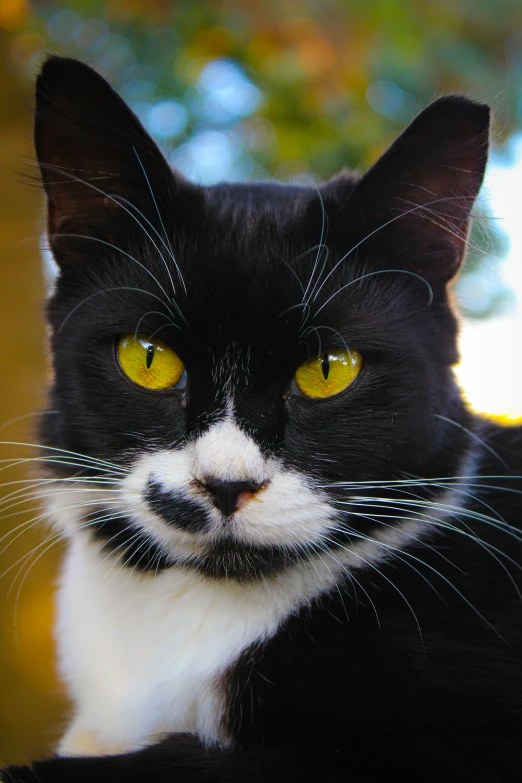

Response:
(11, 0), (522, 173)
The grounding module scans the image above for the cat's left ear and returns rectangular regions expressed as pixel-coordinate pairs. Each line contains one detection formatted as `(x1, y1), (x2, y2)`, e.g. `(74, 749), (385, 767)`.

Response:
(34, 56), (187, 265)
(346, 96), (490, 287)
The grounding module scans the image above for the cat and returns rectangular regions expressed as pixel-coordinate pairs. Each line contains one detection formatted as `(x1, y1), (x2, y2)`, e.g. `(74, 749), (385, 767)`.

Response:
(2, 55), (522, 782)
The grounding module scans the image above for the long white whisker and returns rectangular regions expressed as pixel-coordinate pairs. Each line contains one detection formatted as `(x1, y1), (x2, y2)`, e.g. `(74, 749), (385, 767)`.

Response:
(0, 441), (129, 473)
(312, 194), (477, 303)
(326, 526), (446, 601)
(0, 411), (58, 433)
(433, 414), (508, 469)
(314, 268), (434, 318)
(0, 486), (121, 515)
(53, 233), (180, 322)
(316, 542), (381, 626)
(133, 146), (187, 297)
(324, 532), (425, 647)
(0, 501), (121, 556)
(326, 524), (504, 640)
(39, 161), (181, 299)
(342, 496), (522, 544)
(57, 286), (177, 335)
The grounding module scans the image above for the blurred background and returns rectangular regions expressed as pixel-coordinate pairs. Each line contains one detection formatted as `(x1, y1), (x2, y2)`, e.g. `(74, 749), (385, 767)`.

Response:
(1, 0), (522, 765)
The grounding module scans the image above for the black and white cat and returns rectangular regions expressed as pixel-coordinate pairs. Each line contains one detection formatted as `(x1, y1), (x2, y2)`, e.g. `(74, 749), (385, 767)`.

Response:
(3, 56), (522, 782)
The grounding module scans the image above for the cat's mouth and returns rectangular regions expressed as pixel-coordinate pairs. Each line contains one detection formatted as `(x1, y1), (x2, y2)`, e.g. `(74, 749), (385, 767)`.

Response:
(77, 492), (328, 581)
(174, 536), (306, 581)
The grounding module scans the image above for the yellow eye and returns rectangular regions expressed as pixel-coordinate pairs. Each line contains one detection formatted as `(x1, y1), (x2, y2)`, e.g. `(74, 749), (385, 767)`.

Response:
(118, 335), (185, 390)
(294, 348), (362, 398)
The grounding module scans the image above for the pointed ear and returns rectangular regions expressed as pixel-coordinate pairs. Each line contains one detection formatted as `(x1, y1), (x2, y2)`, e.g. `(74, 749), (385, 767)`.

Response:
(350, 96), (490, 287)
(34, 56), (179, 264)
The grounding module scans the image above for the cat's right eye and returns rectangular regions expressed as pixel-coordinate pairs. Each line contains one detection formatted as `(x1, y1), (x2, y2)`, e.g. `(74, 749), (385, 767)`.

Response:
(293, 348), (362, 398)
(118, 335), (186, 391)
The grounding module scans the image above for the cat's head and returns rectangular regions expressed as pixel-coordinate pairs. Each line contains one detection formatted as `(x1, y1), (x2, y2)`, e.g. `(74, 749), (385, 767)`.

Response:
(35, 57), (489, 580)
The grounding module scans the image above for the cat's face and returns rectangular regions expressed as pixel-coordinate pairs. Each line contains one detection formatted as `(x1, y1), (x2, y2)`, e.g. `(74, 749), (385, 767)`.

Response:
(35, 57), (489, 580)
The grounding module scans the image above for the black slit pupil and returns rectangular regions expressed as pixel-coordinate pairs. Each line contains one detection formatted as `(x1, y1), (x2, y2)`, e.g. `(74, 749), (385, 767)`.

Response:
(146, 344), (155, 369)
(321, 354), (330, 380)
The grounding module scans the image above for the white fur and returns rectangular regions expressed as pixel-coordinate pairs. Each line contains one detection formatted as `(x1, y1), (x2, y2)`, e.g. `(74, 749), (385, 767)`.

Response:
(193, 418), (267, 484)
(50, 419), (477, 757)
(117, 419), (338, 556)
(40, 233), (59, 295)
(56, 536), (338, 755)
(51, 418), (340, 756)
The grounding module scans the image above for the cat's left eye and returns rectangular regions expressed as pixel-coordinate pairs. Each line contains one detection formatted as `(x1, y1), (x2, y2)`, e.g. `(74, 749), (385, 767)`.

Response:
(118, 335), (186, 391)
(293, 348), (362, 398)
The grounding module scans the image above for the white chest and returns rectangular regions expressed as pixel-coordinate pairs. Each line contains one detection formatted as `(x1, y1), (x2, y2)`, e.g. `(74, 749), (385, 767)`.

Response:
(55, 536), (332, 755)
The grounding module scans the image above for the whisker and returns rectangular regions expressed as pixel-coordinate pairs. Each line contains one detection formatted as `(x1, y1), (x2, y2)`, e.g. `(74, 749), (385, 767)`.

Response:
(52, 233), (178, 318)
(315, 542), (381, 626)
(0, 458), (126, 480)
(340, 501), (522, 607)
(100, 527), (157, 587)
(326, 525), (446, 601)
(0, 504), (117, 559)
(0, 441), (129, 473)
(0, 482), (119, 510)
(325, 523), (505, 641)
(39, 161), (182, 302)
(0, 411), (58, 433)
(433, 414), (508, 469)
(341, 496), (522, 544)
(270, 251), (306, 296)
(302, 186), (328, 303)
(314, 268), (434, 319)
(8, 509), (132, 626)
(300, 324), (353, 355)
(331, 505), (462, 572)
(133, 146), (187, 298)
(56, 286), (177, 335)
(323, 532), (425, 647)
(311, 194), (480, 303)
(133, 310), (178, 340)
(320, 475), (522, 489)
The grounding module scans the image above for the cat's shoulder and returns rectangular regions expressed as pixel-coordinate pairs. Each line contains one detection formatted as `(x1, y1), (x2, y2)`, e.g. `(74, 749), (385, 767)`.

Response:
(474, 416), (522, 521)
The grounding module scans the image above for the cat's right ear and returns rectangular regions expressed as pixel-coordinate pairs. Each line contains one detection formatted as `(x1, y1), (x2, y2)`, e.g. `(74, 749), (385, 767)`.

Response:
(35, 56), (185, 266)
(336, 96), (490, 290)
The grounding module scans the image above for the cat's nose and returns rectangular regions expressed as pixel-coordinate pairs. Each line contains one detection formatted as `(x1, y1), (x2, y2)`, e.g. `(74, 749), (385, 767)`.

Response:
(202, 478), (265, 516)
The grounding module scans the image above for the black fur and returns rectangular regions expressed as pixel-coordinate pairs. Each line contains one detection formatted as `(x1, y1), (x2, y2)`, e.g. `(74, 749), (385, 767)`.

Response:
(87, 512), (171, 571)
(145, 480), (212, 533)
(3, 57), (522, 781)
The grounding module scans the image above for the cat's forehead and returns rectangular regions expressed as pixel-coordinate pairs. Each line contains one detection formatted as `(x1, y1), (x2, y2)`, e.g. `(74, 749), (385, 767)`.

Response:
(204, 181), (317, 212)
(152, 184), (335, 336)
(163, 181), (352, 315)
(51, 176), (371, 355)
